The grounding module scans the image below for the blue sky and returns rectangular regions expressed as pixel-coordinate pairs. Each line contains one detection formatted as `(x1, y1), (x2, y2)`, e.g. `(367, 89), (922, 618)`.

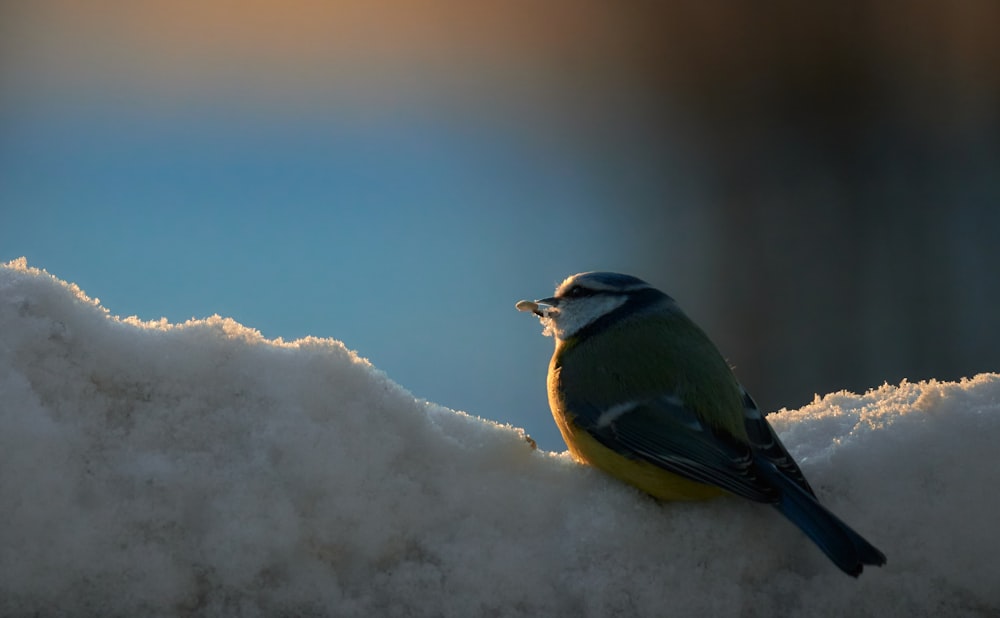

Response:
(1, 94), (679, 451)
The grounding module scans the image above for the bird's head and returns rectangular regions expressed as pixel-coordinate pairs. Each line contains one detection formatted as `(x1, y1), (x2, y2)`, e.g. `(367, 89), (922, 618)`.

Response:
(516, 271), (666, 341)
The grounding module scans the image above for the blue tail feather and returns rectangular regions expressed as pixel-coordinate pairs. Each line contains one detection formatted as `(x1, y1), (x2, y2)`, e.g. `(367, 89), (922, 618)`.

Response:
(760, 461), (886, 577)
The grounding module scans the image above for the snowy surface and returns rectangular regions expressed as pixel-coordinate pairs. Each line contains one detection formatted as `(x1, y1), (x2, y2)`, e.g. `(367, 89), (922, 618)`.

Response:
(1, 258), (998, 617)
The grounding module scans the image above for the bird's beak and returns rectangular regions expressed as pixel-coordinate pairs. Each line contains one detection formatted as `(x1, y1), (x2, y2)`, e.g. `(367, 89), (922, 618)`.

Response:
(515, 297), (558, 318)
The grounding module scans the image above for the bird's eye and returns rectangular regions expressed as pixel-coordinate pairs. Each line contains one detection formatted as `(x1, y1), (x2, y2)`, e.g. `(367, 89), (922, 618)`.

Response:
(564, 285), (586, 298)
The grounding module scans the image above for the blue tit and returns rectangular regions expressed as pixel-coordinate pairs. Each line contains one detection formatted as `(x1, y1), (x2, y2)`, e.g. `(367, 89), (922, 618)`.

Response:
(516, 271), (886, 577)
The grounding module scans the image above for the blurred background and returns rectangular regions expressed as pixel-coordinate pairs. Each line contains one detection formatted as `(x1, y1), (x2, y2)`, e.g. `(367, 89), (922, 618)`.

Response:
(2, 1), (998, 451)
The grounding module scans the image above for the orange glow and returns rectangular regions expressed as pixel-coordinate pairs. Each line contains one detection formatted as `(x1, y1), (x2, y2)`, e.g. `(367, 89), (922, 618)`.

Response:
(4, 0), (641, 102)
(6, 1), (997, 115)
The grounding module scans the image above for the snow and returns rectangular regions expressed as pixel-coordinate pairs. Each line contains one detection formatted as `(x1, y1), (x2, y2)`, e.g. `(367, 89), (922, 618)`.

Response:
(1, 257), (998, 617)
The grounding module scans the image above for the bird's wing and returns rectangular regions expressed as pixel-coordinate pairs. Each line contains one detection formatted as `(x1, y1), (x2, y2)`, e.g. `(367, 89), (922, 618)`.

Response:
(739, 388), (816, 497)
(575, 394), (780, 503)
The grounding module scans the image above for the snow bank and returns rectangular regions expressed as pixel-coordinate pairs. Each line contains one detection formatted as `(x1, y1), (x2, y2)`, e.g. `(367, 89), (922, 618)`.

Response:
(1, 258), (997, 617)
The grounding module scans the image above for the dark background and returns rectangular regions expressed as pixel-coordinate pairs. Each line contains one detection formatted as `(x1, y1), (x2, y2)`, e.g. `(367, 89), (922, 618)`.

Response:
(615, 2), (1000, 408)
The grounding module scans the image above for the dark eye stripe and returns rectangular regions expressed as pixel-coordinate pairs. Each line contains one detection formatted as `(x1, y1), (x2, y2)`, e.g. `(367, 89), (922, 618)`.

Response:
(563, 285), (597, 298)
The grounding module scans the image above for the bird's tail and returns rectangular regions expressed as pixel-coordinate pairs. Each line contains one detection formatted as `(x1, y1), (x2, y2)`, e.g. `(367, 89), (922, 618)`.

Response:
(761, 462), (887, 577)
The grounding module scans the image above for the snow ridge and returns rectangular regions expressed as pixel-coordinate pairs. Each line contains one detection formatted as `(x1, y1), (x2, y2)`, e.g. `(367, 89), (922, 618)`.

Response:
(1, 259), (997, 617)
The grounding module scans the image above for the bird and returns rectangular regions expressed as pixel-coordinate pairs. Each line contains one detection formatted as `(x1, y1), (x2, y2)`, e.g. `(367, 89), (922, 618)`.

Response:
(515, 271), (886, 577)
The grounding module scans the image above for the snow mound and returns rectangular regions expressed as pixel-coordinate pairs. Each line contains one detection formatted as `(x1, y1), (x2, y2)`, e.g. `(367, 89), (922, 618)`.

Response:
(1, 258), (997, 617)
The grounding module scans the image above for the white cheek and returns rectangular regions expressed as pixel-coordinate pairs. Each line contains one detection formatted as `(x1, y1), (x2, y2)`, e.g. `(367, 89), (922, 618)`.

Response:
(548, 296), (627, 340)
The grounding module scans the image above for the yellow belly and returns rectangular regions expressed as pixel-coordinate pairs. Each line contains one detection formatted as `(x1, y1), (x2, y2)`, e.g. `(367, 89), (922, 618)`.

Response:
(556, 414), (724, 502)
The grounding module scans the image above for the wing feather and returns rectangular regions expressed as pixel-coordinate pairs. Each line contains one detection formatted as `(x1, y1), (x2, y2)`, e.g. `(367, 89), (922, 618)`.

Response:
(576, 395), (779, 503)
(740, 389), (815, 497)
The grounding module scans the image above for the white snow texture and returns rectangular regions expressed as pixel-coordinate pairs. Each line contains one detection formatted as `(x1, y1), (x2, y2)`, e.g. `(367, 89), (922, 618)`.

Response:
(1, 258), (998, 617)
